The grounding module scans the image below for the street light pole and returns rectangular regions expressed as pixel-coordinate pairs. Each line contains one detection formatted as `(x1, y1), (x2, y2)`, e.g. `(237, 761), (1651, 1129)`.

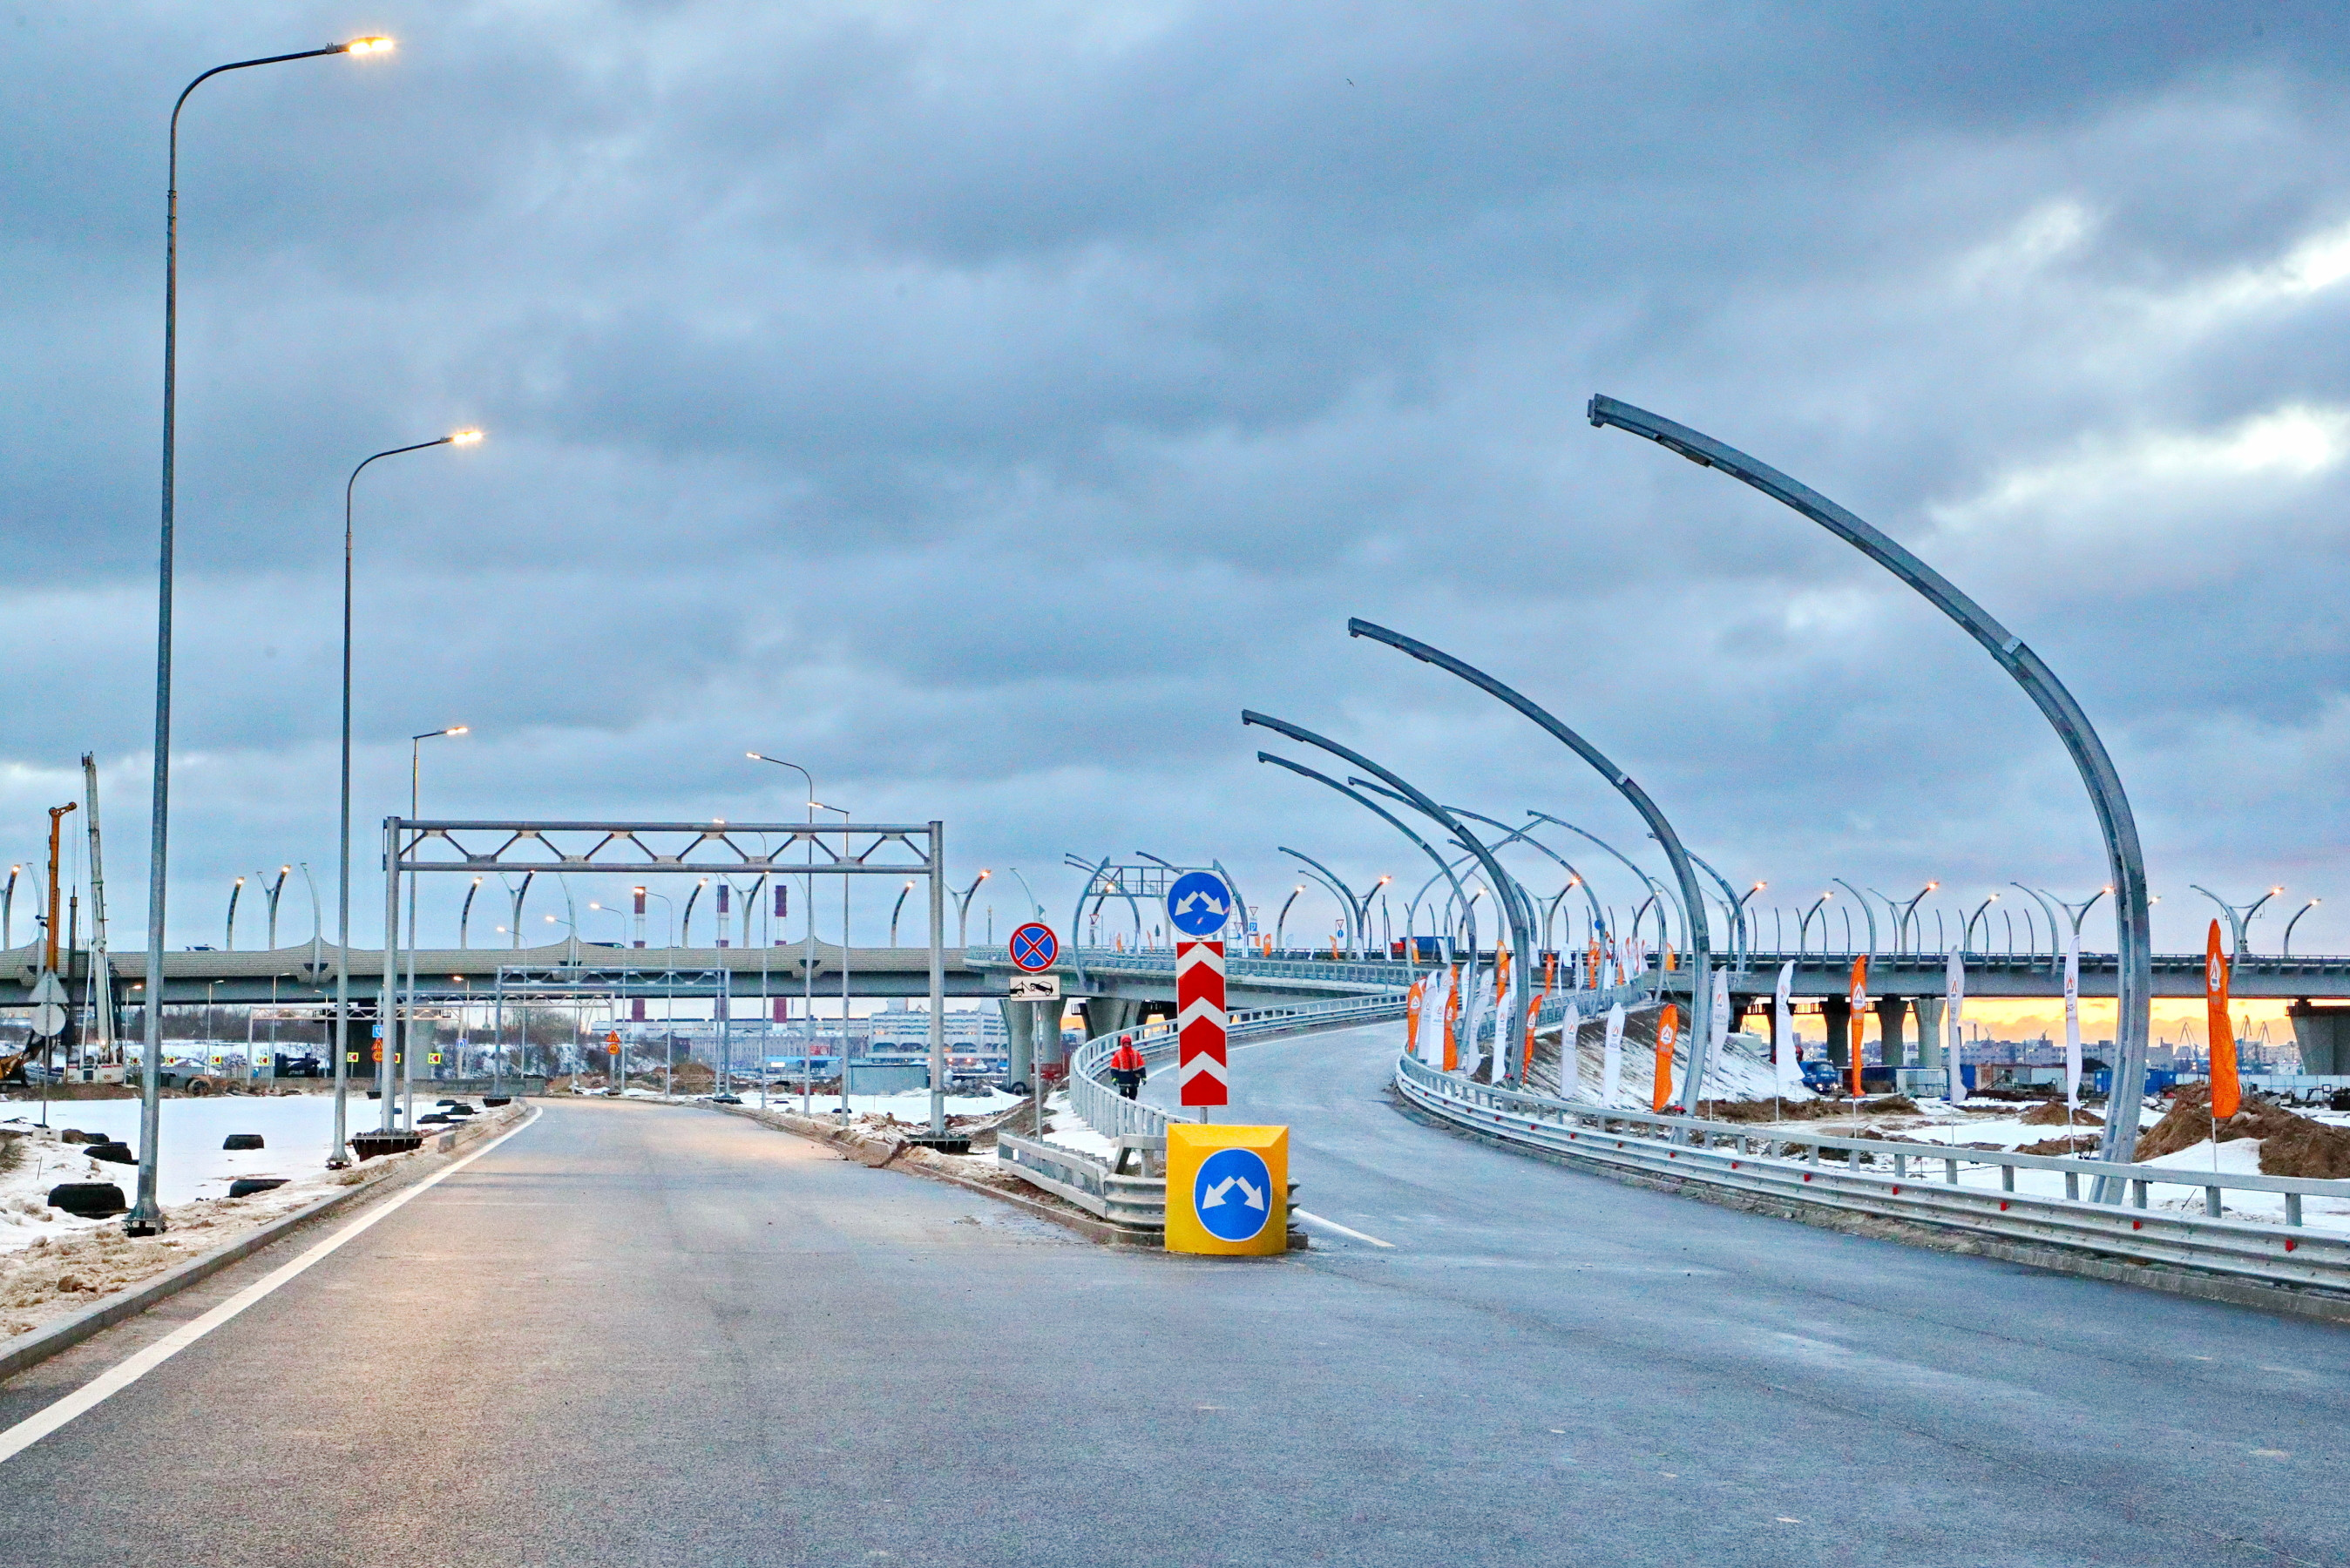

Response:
(1590, 394), (2156, 1177)
(396, 727), (466, 1126)
(132, 35), (396, 1233)
(747, 754), (817, 1112)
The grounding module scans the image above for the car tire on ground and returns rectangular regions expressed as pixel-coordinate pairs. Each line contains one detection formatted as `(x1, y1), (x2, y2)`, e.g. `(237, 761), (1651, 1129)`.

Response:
(48, 1182), (128, 1218)
(222, 1133), (264, 1150)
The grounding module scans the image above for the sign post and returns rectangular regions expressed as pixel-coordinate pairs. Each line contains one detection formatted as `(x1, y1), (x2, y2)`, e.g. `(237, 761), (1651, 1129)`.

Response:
(1167, 871), (1231, 1111)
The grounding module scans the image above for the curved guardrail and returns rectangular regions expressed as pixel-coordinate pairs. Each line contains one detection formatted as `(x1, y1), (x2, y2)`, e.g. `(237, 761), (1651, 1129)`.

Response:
(1395, 1054), (2350, 1297)
(1067, 990), (1412, 1140)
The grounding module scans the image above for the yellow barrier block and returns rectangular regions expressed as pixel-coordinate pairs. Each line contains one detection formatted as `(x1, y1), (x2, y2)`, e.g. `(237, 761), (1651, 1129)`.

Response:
(1166, 1124), (1289, 1256)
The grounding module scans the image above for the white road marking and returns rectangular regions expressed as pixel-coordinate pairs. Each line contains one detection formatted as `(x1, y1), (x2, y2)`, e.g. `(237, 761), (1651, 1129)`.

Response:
(0, 1108), (538, 1467)
(1290, 1208), (1396, 1248)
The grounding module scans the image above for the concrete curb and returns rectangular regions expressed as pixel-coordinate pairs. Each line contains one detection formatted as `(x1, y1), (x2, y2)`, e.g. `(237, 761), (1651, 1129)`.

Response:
(1391, 1092), (2350, 1327)
(708, 1102), (1163, 1247)
(0, 1103), (533, 1386)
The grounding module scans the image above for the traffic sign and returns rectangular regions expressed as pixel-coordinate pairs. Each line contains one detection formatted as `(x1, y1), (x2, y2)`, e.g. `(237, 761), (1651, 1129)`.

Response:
(29, 972), (65, 1006)
(29, 1003), (65, 1037)
(1008, 974), (1060, 1001)
(1193, 1146), (1271, 1241)
(1009, 922), (1060, 972)
(1165, 1123), (1289, 1255)
(1177, 939), (1227, 1106)
(1166, 871), (1233, 939)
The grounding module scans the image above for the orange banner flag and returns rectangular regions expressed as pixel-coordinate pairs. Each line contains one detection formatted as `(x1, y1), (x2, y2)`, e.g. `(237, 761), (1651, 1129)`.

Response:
(1847, 956), (1869, 1099)
(1653, 1003), (1680, 1112)
(1405, 977), (1425, 1058)
(1442, 964), (1461, 1072)
(2206, 921), (2238, 1121)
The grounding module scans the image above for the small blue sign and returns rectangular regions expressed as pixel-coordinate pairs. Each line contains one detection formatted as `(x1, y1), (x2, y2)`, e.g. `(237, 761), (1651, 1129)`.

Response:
(1009, 922), (1060, 972)
(1166, 870), (1234, 939)
(1193, 1146), (1272, 1242)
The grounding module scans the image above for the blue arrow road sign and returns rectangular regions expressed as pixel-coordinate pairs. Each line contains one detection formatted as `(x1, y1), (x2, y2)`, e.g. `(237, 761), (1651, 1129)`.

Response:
(1166, 870), (1233, 939)
(1193, 1146), (1272, 1242)
(1010, 922), (1060, 972)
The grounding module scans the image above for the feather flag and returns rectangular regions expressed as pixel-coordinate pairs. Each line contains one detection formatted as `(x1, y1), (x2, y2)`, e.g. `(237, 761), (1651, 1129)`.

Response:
(1847, 956), (1869, 1099)
(2207, 921), (2238, 1120)
(1772, 960), (1799, 1095)
(1601, 1002), (1626, 1106)
(1441, 964), (1461, 1073)
(1945, 945), (1966, 1105)
(2062, 921), (2082, 1112)
(1653, 1003), (1680, 1112)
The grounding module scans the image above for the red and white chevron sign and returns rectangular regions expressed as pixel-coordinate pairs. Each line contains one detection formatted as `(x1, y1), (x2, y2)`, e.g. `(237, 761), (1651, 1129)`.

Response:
(1177, 939), (1228, 1106)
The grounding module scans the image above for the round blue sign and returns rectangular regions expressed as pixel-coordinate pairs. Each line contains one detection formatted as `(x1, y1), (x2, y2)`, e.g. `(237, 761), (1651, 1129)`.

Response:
(1192, 1146), (1272, 1242)
(1166, 870), (1234, 939)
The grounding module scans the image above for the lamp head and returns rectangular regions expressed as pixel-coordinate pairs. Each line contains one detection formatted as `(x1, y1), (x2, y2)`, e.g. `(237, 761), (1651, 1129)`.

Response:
(447, 429), (483, 446)
(342, 36), (394, 55)
(446, 726), (469, 736)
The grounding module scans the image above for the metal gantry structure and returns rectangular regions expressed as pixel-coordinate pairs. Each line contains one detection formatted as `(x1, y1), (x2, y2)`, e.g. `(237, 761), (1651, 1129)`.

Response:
(381, 819), (951, 1138)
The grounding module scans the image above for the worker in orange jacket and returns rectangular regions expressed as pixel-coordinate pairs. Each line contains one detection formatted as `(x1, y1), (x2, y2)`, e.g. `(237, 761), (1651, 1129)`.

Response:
(1107, 1035), (1148, 1098)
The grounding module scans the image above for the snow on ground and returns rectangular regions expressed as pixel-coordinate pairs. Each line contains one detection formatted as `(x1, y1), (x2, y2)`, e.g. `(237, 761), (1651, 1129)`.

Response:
(0, 1093), (367, 1207)
(1710, 1099), (2350, 1233)
(616, 1086), (1026, 1121)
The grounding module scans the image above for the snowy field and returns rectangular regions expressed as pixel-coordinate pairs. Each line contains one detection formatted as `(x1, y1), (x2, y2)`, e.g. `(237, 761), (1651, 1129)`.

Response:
(0, 1092), (461, 1206)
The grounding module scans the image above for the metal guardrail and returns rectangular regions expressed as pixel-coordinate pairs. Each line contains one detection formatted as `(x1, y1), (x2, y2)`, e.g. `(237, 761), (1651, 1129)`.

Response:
(1063, 990), (1412, 1140)
(1395, 1054), (2350, 1294)
(996, 1132), (1167, 1229)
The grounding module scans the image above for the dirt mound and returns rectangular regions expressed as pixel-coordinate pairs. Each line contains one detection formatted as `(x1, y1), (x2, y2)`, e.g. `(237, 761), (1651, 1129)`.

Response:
(2020, 1134), (2102, 1157)
(2259, 1115), (2350, 1179)
(2131, 1082), (2350, 1177)
(667, 1060), (716, 1093)
(1696, 1094), (1920, 1123)
(2020, 1102), (2103, 1127)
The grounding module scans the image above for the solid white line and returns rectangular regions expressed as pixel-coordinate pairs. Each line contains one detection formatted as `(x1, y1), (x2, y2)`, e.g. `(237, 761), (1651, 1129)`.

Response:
(0, 1107), (539, 1468)
(1290, 1207), (1396, 1248)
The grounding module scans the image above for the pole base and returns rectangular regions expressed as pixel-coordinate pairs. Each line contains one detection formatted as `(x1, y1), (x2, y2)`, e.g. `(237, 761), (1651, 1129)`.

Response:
(325, 1156), (351, 1170)
(122, 1213), (166, 1238)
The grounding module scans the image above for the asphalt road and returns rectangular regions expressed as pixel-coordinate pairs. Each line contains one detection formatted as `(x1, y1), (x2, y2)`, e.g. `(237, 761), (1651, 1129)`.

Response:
(1, 1025), (2346, 1565)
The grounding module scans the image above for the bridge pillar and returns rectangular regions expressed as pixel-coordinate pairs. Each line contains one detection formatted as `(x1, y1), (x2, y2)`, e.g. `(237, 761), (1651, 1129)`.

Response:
(1873, 997), (1908, 1069)
(1822, 996), (1852, 1066)
(1037, 1001), (1070, 1069)
(1000, 999), (1033, 1089)
(2290, 1001), (2350, 1076)
(1080, 997), (1140, 1043)
(1913, 997), (1944, 1071)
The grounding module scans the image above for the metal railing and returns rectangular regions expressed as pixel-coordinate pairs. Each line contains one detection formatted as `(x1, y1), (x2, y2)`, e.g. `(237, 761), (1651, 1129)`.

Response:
(1396, 1054), (2350, 1294)
(1063, 990), (1411, 1140)
(997, 1132), (1167, 1229)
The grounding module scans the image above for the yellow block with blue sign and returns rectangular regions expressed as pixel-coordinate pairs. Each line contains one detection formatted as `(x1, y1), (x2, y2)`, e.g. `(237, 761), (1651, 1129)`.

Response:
(1165, 1124), (1288, 1255)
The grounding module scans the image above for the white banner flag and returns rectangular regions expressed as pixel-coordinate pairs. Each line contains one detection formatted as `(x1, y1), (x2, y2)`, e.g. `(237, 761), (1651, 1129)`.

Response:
(1708, 967), (1730, 1089)
(1772, 960), (1799, 1095)
(2062, 922), (2082, 1112)
(1945, 946), (1967, 1105)
(1601, 1002), (1626, 1107)
(1561, 999), (1583, 1096)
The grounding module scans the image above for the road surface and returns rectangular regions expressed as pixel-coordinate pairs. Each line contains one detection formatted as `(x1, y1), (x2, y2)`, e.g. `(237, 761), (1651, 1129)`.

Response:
(0, 1024), (2345, 1565)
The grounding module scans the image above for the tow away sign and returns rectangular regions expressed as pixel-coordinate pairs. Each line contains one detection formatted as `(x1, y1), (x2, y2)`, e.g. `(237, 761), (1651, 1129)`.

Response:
(1007, 974), (1060, 1001)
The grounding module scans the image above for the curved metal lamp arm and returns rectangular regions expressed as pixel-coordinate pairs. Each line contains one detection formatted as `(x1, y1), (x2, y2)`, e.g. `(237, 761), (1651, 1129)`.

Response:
(1256, 755), (1478, 956)
(1527, 813), (1681, 953)
(1831, 879), (1878, 960)
(1593, 392), (2154, 1173)
(1343, 783), (1550, 958)
(1343, 619), (1713, 1103)
(1243, 713), (1520, 1064)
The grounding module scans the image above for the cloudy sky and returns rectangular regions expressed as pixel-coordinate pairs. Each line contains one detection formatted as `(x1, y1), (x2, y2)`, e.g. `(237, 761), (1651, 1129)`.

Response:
(4, 1), (2348, 957)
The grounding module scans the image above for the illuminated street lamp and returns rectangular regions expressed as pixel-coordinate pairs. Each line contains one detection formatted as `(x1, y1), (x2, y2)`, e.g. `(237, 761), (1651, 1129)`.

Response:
(133, 35), (397, 1233)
